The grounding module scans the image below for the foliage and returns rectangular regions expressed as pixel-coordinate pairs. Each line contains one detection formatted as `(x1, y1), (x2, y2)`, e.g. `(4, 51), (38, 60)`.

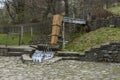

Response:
(91, 7), (113, 20)
(108, 6), (120, 15)
(65, 27), (120, 52)
(0, 0), (119, 24)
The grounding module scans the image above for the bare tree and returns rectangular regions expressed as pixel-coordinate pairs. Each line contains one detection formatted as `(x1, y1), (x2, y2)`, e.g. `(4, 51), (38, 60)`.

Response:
(64, 0), (69, 16)
(4, 0), (25, 24)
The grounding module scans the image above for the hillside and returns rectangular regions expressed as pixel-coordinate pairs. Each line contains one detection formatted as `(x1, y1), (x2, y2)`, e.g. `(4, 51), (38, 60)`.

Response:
(65, 27), (120, 52)
(107, 6), (120, 15)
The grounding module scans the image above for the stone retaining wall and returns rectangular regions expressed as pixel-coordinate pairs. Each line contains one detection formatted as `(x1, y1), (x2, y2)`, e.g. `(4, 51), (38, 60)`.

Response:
(0, 47), (8, 56)
(85, 42), (120, 62)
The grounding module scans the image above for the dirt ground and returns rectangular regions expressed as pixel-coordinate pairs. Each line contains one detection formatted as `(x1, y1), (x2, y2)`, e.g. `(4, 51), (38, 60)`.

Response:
(0, 56), (120, 80)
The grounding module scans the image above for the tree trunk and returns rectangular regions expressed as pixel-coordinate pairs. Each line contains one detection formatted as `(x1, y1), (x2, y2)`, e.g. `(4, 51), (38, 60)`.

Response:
(64, 0), (69, 16)
(16, 0), (25, 24)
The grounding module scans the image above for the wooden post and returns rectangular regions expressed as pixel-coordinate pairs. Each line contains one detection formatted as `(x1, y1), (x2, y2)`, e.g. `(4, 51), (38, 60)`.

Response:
(62, 22), (66, 49)
(21, 26), (24, 44)
(5, 33), (9, 47)
(30, 27), (33, 40)
(19, 33), (21, 46)
(51, 14), (63, 45)
(5, 27), (9, 47)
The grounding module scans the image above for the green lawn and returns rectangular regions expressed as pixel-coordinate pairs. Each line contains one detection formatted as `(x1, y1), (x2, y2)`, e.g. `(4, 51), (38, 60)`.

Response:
(65, 27), (120, 52)
(0, 33), (39, 45)
(107, 6), (120, 15)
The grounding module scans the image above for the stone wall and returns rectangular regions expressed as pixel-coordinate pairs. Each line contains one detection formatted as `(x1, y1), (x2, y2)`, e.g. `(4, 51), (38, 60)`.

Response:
(85, 42), (120, 62)
(88, 16), (120, 30)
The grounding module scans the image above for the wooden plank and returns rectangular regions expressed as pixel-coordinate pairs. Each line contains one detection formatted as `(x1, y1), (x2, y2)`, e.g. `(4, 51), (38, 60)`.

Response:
(37, 44), (59, 51)
(63, 17), (86, 24)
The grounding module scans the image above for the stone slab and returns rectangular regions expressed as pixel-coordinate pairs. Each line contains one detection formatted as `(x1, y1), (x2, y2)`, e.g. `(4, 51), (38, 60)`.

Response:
(21, 54), (33, 63)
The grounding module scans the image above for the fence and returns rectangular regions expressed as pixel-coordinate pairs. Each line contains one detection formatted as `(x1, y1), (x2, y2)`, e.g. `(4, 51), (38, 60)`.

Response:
(0, 16), (119, 46)
(0, 18), (52, 46)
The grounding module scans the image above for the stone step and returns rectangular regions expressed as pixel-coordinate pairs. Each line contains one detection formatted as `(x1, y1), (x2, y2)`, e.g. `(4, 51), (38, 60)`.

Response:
(8, 48), (25, 52)
(62, 57), (82, 60)
(56, 51), (81, 57)
(21, 54), (33, 63)
(7, 52), (25, 56)
(0, 46), (34, 56)
(24, 49), (34, 53)
(7, 51), (31, 56)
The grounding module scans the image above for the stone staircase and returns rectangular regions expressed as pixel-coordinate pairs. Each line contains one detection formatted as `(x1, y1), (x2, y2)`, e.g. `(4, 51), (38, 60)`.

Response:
(7, 48), (33, 56)
(0, 46), (34, 56)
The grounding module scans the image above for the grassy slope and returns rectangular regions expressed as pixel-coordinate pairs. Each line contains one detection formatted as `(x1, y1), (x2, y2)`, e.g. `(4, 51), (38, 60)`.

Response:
(65, 27), (120, 52)
(107, 6), (120, 15)
(0, 33), (39, 45)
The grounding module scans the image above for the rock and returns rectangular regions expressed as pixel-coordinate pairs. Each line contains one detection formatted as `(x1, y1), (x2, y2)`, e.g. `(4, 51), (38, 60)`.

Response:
(21, 54), (33, 63)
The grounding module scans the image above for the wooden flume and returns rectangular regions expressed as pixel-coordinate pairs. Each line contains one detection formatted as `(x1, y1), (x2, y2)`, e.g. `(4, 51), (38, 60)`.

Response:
(51, 14), (63, 45)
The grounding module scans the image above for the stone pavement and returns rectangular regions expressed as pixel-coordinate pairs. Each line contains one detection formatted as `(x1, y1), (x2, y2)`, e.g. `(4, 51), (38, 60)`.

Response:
(0, 56), (120, 80)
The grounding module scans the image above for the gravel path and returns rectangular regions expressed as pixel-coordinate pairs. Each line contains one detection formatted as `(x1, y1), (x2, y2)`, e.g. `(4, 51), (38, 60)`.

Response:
(0, 57), (120, 80)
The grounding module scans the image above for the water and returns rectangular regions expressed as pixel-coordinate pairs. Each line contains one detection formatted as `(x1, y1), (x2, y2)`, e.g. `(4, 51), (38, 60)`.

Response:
(32, 50), (54, 62)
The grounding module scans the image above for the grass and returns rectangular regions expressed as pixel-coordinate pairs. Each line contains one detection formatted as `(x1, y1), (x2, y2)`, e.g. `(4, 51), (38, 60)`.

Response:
(0, 33), (39, 45)
(117, 78), (120, 80)
(107, 6), (120, 15)
(65, 27), (120, 52)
